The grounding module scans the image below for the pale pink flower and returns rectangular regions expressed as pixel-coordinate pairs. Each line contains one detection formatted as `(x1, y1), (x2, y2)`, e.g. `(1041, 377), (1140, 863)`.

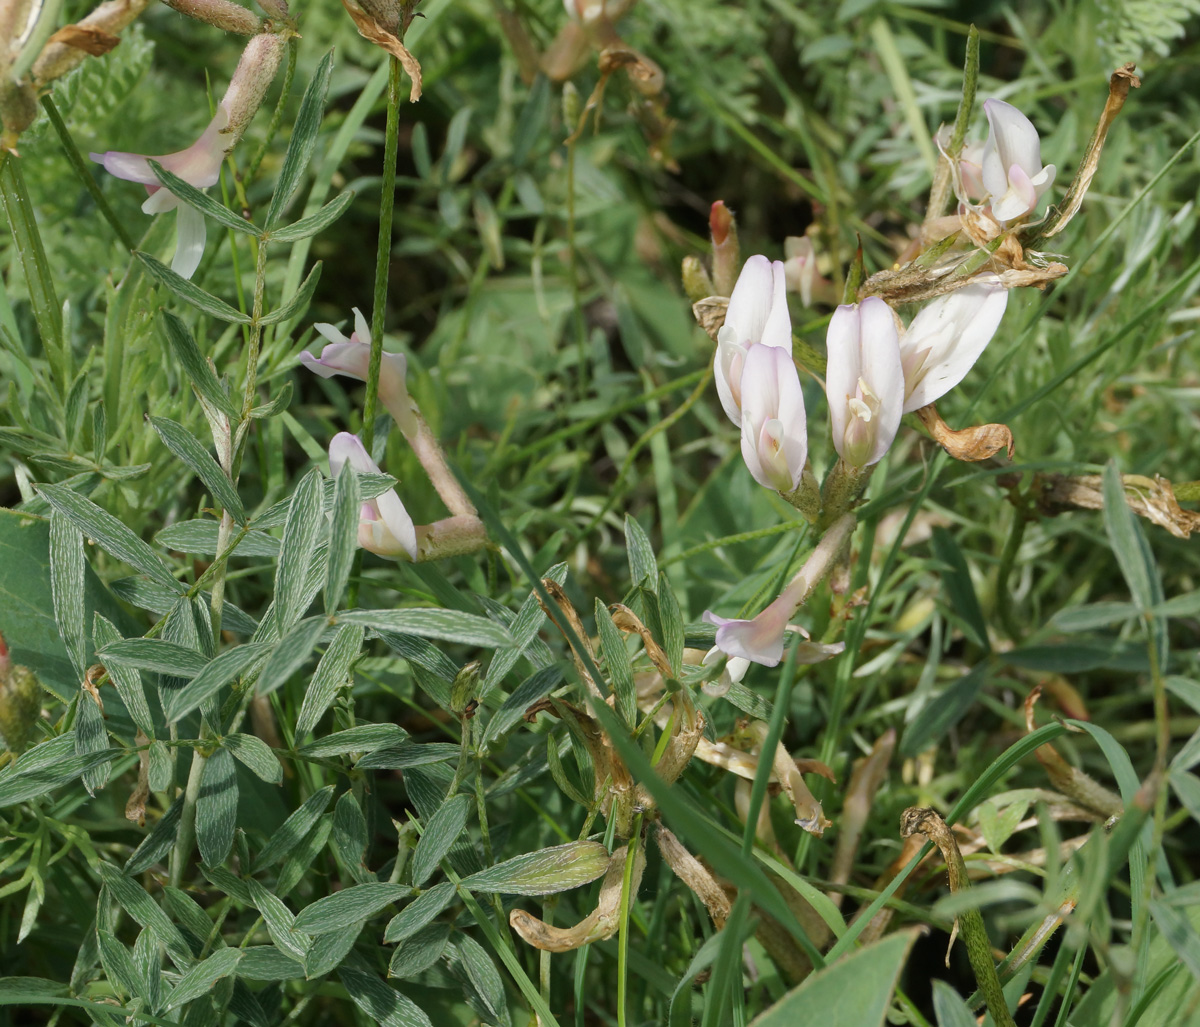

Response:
(703, 598), (844, 669)
(714, 255), (791, 427)
(825, 297), (904, 468)
(980, 99), (1056, 222)
(328, 433), (418, 561)
(299, 309), (417, 437)
(739, 343), (807, 492)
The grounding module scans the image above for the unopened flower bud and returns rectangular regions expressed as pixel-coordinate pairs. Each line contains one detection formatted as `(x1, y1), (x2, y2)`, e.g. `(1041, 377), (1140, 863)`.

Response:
(709, 201), (740, 296)
(0, 633), (42, 754)
(561, 81), (579, 128)
(254, 0), (290, 20)
(221, 32), (285, 140)
(32, 0), (151, 87)
(0, 79), (37, 152)
(681, 255), (713, 303)
(450, 660), (481, 716)
(158, 0), (261, 34)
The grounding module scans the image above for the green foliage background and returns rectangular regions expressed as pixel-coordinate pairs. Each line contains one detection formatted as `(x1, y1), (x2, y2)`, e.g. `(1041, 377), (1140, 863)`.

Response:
(2, 0), (1200, 1024)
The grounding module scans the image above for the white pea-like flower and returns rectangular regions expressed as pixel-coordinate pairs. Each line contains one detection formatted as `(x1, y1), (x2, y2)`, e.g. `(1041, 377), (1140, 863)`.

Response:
(979, 98), (1056, 222)
(328, 433), (418, 561)
(738, 343), (807, 492)
(714, 255), (791, 427)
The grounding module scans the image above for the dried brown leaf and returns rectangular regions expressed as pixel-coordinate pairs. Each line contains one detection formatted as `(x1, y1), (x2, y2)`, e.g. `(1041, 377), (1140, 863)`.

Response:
(1035, 472), (1200, 539)
(126, 731), (151, 826)
(47, 24), (121, 55)
(916, 403), (1014, 462)
(341, 0), (422, 101)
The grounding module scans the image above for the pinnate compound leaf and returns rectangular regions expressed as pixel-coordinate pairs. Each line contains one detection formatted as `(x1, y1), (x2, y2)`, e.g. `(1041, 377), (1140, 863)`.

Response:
(293, 883), (411, 935)
(38, 483), (182, 593)
(459, 840), (611, 896)
(162, 642), (272, 723)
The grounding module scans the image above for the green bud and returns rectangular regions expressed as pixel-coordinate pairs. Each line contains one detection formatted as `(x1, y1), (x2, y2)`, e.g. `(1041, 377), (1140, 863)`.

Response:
(450, 660), (482, 716)
(0, 653), (43, 754)
(681, 255), (714, 304)
(561, 82), (580, 130)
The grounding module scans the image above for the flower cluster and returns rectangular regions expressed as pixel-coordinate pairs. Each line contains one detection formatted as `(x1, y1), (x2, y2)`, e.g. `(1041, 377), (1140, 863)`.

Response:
(700, 98), (1053, 669)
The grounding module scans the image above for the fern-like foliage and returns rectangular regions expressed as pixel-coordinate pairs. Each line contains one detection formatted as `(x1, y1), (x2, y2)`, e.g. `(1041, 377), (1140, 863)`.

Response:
(1097, 0), (1200, 63)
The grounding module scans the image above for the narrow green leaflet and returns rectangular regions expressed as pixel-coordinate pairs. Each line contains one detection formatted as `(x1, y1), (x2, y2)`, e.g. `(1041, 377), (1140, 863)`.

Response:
(480, 562), (567, 697)
(410, 794), (472, 887)
(595, 600), (635, 726)
(1149, 900), (1200, 984)
(225, 733), (283, 785)
(148, 161), (258, 235)
(75, 694), (111, 795)
(49, 510), (86, 676)
(162, 642), (272, 723)
(258, 261), (323, 326)
(749, 930), (918, 1027)
(297, 624), (364, 737)
(95, 863), (192, 968)
(0, 748), (123, 808)
(244, 879), (311, 962)
(931, 527), (990, 650)
(269, 191), (355, 243)
(481, 665), (563, 751)
(149, 417), (245, 524)
(459, 840), (610, 896)
(164, 949), (243, 1011)
(257, 616), (326, 696)
(97, 638), (210, 679)
(266, 50), (334, 226)
(238, 947), (305, 981)
(382, 882), (457, 943)
(155, 520), (279, 558)
(160, 312), (238, 418)
(305, 924), (363, 979)
(454, 934), (506, 1024)
(324, 460), (361, 616)
(931, 980), (977, 1027)
(97, 930), (144, 1004)
(625, 514), (658, 591)
(196, 747), (238, 867)
(136, 252), (251, 324)
(38, 483), (183, 593)
(253, 785), (335, 871)
(1102, 461), (1161, 612)
(657, 571), (685, 676)
(338, 608), (513, 648)
(332, 790), (371, 884)
(337, 964), (434, 1027)
(901, 666), (987, 758)
(92, 614), (154, 736)
(388, 922), (451, 979)
(293, 883), (411, 935)
(297, 724), (407, 758)
(274, 469), (325, 632)
(125, 795), (184, 875)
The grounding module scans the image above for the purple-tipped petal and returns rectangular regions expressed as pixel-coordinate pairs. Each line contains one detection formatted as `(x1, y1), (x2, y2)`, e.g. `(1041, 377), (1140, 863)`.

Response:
(328, 432), (417, 561)
(739, 343), (807, 491)
(703, 608), (788, 667)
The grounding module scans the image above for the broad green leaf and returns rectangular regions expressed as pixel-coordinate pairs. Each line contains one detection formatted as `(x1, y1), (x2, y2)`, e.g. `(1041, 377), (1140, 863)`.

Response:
(162, 642), (272, 723)
(160, 312), (238, 418)
(931, 527), (989, 650)
(149, 416), (245, 523)
(149, 160), (258, 234)
(297, 724), (408, 758)
(266, 50), (334, 225)
(258, 261), (322, 326)
(625, 514), (658, 591)
(459, 840), (610, 896)
(410, 793), (472, 887)
(164, 948), (243, 1010)
(37, 483), (182, 594)
(324, 459), (361, 615)
(257, 615), (326, 696)
(253, 785), (335, 871)
(749, 930), (917, 1026)
(293, 883), (411, 935)
(136, 251), (252, 323)
(196, 747), (238, 866)
(382, 882), (457, 943)
(388, 922), (451, 980)
(48, 510), (86, 676)
(225, 733), (283, 784)
(269, 190), (355, 242)
(337, 964), (433, 1027)
(296, 624), (363, 737)
(96, 637), (209, 679)
(338, 608), (514, 648)
(274, 469), (325, 632)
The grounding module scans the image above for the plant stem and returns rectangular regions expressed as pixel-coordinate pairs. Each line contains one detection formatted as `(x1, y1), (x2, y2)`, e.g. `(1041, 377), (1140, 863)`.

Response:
(40, 96), (136, 252)
(364, 55), (402, 456)
(616, 816), (643, 1027)
(169, 747), (207, 888)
